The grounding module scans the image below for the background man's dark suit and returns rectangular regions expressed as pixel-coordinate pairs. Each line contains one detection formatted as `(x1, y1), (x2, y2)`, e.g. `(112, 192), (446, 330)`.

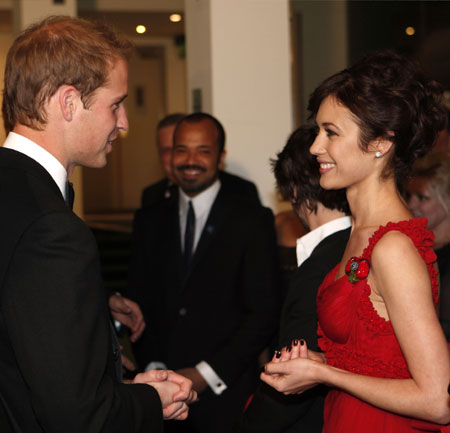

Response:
(141, 170), (260, 208)
(128, 178), (280, 433)
(239, 227), (350, 433)
(0, 148), (162, 433)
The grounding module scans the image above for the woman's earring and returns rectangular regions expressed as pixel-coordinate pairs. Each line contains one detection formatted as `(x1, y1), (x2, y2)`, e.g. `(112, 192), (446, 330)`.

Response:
(375, 151), (382, 158)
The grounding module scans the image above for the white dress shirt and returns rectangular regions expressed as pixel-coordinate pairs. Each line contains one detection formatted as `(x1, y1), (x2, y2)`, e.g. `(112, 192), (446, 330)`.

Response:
(296, 216), (351, 268)
(3, 132), (67, 200)
(178, 179), (221, 254)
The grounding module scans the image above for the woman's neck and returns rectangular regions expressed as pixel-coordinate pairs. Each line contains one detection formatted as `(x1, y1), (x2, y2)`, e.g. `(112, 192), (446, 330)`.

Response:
(347, 175), (411, 229)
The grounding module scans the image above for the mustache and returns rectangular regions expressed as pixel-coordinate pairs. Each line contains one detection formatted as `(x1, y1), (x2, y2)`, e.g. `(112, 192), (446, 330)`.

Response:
(176, 164), (207, 172)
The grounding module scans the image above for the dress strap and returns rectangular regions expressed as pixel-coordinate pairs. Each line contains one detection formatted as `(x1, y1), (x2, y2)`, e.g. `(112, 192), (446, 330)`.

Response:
(360, 217), (439, 303)
(361, 218), (434, 261)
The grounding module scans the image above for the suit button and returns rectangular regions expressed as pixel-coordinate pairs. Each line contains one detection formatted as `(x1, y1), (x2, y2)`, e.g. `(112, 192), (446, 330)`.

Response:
(112, 347), (120, 361)
(179, 307), (187, 316)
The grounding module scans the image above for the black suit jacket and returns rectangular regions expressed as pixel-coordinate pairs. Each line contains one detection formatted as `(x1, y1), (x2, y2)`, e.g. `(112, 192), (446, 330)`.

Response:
(239, 227), (350, 433)
(128, 179), (280, 432)
(0, 147), (162, 433)
(141, 171), (260, 208)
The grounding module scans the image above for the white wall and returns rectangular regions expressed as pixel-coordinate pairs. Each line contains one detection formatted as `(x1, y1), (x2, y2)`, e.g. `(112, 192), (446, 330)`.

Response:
(186, 0), (293, 210)
(13, 0), (76, 32)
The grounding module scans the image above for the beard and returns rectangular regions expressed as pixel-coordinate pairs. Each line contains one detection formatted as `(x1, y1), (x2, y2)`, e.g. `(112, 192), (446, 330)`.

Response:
(174, 164), (218, 196)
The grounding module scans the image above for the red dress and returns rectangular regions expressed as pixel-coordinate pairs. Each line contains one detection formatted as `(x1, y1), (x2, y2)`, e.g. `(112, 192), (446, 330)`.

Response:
(317, 218), (449, 432)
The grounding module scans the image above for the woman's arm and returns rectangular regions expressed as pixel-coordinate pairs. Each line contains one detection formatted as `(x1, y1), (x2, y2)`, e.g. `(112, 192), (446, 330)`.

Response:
(262, 231), (450, 424)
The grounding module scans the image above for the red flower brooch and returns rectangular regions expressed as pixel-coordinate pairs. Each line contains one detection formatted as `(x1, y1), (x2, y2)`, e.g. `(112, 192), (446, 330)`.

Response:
(345, 257), (370, 283)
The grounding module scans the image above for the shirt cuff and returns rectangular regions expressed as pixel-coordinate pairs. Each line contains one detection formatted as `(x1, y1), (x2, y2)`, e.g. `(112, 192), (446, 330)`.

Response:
(195, 361), (228, 395)
(145, 361), (168, 371)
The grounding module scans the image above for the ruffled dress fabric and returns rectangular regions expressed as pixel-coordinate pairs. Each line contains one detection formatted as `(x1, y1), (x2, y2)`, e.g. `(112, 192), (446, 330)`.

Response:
(317, 218), (449, 432)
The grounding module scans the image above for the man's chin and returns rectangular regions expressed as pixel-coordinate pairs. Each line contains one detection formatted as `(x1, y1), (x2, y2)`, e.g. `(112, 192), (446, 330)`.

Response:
(179, 180), (209, 196)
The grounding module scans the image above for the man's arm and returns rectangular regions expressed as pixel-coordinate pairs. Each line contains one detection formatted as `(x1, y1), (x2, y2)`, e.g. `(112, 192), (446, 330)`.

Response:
(3, 212), (163, 433)
(205, 207), (281, 386)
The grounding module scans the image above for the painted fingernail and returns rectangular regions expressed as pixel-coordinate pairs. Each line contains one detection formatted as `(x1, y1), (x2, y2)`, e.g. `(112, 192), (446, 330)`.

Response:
(300, 339), (305, 346)
(293, 339), (299, 346)
(287, 345), (292, 352)
(275, 351), (282, 358)
(260, 366), (266, 373)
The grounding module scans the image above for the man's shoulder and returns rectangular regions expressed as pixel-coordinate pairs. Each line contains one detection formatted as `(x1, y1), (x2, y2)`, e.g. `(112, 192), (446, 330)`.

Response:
(135, 192), (177, 225)
(142, 178), (169, 194)
(309, 226), (350, 262)
(141, 178), (177, 208)
(219, 171), (260, 204)
(0, 148), (65, 210)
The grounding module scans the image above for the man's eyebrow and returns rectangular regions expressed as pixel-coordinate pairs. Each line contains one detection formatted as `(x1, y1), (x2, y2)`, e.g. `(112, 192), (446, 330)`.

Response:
(114, 94), (128, 104)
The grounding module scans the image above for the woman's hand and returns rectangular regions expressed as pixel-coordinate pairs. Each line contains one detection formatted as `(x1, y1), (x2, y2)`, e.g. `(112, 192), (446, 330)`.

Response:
(261, 339), (325, 394)
(272, 339), (326, 364)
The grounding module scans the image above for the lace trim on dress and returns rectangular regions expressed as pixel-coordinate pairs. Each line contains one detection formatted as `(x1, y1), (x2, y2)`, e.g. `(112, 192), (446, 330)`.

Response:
(318, 218), (438, 356)
(361, 218), (438, 305)
(325, 346), (410, 379)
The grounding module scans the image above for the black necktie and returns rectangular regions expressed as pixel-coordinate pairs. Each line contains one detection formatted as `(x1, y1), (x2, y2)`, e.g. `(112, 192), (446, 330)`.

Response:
(65, 181), (75, 210)
(184, 201), (195, 267)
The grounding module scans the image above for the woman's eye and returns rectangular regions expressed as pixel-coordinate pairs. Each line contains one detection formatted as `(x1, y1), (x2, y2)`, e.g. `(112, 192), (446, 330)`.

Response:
(418, 194), (430, 202)
(325, 128), (337, 137)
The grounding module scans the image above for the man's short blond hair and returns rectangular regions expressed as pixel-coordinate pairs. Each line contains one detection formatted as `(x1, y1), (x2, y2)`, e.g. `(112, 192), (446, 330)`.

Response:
(2, 15), (133, 132)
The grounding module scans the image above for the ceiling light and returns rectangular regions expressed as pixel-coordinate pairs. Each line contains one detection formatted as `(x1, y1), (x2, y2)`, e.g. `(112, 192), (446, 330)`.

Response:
(405, 26), (415, 36)
(136, 25), (146, 34)
(170, 14), (182, 23)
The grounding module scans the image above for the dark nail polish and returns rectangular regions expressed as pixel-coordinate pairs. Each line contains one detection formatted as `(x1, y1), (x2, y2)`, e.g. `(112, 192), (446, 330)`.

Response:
(287, 345), (292, 352)
(448, 382), (450, 395)
(260, 366), (266, 373)
(300, 339), (305, 346)
(275, 351), (281, 358)
(293, 339), (299, 346)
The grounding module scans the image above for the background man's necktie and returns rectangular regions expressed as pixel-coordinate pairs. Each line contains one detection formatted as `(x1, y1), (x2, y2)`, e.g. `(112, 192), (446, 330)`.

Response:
(65, 181), (75, 210)
(184, 201), (195, 267)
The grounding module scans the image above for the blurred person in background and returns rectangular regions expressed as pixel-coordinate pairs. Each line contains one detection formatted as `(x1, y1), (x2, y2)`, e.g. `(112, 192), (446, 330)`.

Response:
(407, 151), (450, 340)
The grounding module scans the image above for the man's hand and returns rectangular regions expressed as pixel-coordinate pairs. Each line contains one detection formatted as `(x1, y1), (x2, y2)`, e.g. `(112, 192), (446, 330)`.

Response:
(133, 369), (198, 420)
(176, 367), (208, 394)
(109, 294), (145, 342)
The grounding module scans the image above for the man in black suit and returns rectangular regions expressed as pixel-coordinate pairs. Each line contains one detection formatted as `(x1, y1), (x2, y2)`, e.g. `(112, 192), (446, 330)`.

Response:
(141, 113), (260, 208)
(127, 112), (280, 433)
(0, 16), (195, 433)
(238, 126), (351, 433)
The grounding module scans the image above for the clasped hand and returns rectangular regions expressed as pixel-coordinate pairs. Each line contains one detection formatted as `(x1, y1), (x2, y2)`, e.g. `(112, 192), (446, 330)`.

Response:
(133, 369), (198, 420)
(260, 339), (326, 395)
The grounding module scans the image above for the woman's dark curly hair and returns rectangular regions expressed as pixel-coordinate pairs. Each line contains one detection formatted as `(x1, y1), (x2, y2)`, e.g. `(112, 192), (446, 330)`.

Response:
(308, 50), (447, 189)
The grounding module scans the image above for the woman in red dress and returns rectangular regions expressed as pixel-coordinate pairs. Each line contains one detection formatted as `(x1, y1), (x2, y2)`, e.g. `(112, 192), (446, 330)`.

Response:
(261, 51), (450, 432)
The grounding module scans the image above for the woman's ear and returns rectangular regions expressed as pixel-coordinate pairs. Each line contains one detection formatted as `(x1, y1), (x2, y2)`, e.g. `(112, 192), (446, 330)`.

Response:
(371, 132), (394, 158)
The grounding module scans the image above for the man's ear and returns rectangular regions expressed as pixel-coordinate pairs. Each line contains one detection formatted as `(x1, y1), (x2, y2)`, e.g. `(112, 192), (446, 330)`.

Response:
(218, 149), (226, 170)
(58, 85), (80, 121)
